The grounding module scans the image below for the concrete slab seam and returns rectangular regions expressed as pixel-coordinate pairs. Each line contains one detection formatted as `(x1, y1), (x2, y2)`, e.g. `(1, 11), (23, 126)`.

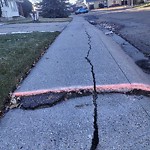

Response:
(96, 31), (131, 84)
(139, 103), (150, 119)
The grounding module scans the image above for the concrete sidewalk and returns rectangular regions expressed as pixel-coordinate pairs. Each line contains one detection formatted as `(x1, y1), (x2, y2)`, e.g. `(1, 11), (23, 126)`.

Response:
(0, 16), (150, 150)
(16, 16), (150, 93)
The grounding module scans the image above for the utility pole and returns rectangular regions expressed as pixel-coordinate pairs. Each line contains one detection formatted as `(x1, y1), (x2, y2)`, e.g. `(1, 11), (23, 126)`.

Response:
(131, 0), (133, 7)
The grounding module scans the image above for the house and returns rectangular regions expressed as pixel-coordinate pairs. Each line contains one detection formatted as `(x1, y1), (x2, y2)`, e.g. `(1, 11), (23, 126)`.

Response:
(0, 0), (22, 18)
(76, 0), (87, 9)
(84, 0), (122, 9)
(84, 0), (104, 9)
(107, 0), (122, 7)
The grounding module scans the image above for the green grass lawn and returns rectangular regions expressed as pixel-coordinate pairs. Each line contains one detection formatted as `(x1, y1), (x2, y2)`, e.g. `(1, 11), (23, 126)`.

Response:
(0, 32), (59, 111)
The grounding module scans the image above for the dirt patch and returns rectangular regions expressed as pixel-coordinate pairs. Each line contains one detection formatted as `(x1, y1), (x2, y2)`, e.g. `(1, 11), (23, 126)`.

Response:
(96, 21), (123, 33)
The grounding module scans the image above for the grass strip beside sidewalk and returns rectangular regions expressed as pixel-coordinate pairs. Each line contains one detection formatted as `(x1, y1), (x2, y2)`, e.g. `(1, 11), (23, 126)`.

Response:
(2, 17), (72, 24)
(0, 32), (59, 111)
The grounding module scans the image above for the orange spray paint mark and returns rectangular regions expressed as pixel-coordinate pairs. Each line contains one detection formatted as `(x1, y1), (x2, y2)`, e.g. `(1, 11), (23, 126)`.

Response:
(13, 83), (150, 97)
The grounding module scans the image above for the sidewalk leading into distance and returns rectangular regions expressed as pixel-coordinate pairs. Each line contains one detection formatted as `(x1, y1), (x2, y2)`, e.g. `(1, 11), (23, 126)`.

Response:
(0, 16), (150, 150)
(16, 16), (150, 93)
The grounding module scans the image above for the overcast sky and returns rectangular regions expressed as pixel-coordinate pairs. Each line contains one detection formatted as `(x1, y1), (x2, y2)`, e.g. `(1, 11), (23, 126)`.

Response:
(69, 0), (76, 4)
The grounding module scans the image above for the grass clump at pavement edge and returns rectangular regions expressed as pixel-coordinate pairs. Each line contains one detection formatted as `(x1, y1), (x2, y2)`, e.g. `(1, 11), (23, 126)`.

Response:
(0, 31), (59, 111)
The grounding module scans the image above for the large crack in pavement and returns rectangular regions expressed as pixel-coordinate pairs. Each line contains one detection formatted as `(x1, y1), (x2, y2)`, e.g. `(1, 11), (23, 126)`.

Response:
(85, 28), (99, 150)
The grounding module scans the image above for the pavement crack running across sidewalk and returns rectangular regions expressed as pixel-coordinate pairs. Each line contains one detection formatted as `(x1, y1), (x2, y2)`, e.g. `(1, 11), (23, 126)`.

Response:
(85, 28), (99, 150)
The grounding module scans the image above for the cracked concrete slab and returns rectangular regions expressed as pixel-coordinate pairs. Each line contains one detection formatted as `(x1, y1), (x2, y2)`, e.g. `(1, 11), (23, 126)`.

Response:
(0, 96), (94, 150)
(16, 16), (149, 94)
(84, 26), (129, 85)
(97, 94), (150, 150)
(84, 22), (150, 84)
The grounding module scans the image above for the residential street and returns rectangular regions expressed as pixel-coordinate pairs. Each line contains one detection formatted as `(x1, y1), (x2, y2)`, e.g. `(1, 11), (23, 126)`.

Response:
(85, 7), (150, 55)
(0, 16), (150, 150)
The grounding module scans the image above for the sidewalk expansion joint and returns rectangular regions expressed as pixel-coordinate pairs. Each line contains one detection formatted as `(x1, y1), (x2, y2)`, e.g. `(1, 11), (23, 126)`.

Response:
(139, 103), (150, 119)
(85, 28), (99, 150)
(100, 38), (131, 84)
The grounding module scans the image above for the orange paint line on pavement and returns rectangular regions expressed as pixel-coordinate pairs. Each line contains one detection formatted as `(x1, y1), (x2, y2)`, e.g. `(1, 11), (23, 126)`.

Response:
(13, 83), (150, 97)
